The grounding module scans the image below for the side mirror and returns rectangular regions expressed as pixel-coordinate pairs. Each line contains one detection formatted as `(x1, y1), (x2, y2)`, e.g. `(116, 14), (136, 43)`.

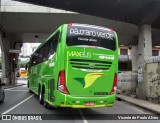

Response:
(1, 83), (5, 86)
(25, 63), (29, 70)
(25, 64), (27, 70)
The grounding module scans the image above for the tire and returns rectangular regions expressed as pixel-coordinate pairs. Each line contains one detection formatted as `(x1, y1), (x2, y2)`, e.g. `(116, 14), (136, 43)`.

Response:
(0, 91), (5, 103)
(43, 88), (50, 109)
(44, 99), (50, 109)
(29, 89), (32, 93)
(39, 91), (44, 104)
(27, 81), (29, 88)
(116, 97), (121, 101)
(27, 81), (32, 93)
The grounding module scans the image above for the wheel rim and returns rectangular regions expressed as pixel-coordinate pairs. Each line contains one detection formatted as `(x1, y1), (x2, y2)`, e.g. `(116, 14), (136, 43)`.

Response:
(39, 92), (42, 101)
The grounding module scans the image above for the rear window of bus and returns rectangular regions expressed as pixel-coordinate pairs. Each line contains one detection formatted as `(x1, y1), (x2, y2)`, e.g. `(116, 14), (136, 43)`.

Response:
(67, 25), (116, 51)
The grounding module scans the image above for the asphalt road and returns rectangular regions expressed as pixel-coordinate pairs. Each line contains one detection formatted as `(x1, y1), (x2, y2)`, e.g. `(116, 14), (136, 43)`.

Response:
(0, 85), (159, 123)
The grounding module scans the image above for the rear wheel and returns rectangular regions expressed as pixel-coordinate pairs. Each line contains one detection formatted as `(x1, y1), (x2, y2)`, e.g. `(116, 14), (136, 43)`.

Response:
(0, 91), (5, 103)
(117, 97), (121, 101)
(27, 81), (32, 93)
(39, 89), (44, 104)
(44, 99), (51, 109)
(29, 89), (32, 93)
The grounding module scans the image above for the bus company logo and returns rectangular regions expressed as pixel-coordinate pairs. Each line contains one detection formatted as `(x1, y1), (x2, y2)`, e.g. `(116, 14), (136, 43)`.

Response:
(89, 63), (95, 68)
(67, 51), (91, 58)
(69, 28), (114, 40)
(74, 73), (105, 88)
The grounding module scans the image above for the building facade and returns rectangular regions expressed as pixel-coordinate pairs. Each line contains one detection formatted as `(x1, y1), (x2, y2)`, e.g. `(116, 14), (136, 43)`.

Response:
(19, 43), (40, 57)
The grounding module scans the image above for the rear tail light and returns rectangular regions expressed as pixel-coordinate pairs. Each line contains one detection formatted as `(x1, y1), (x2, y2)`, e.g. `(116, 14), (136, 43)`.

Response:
(110, 74), (117, 94)
(109, 29), (115, 32)
(68, 23), (73, 26)
(58, 70), (69, 94)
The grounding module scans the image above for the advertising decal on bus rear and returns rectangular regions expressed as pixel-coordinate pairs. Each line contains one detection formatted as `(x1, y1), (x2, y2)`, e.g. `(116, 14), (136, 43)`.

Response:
(67, 25), (116, 51)
(74, 73), (105, 88)
(67, 51), (115, 60)
(69, 27), (114, 40)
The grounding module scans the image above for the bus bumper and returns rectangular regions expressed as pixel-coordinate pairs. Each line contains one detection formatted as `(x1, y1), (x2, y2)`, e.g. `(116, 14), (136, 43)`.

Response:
(50, 91), (116, 108)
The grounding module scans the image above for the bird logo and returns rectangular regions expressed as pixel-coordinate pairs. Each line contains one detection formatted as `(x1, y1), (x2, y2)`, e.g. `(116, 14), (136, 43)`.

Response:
(74, 73), (105, 88)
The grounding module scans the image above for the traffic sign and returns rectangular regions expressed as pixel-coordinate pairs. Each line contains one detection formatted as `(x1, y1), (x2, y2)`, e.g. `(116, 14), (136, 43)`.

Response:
(9, 49), (21, 53)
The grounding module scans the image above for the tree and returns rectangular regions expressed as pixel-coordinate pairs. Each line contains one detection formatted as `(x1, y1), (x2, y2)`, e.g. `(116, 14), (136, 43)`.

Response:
(18, 58), (29, 68)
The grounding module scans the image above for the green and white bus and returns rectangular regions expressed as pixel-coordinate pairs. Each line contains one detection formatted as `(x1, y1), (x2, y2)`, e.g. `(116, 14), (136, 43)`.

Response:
(27, 23), (118, 108)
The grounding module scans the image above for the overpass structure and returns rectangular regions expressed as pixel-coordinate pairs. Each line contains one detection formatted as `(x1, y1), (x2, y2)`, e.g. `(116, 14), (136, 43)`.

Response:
(0, 0), (160, 100)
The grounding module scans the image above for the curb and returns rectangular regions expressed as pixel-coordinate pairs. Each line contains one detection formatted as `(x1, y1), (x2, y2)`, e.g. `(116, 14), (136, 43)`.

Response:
(3, 84), (26, 89)
(116, 94), (160, 115)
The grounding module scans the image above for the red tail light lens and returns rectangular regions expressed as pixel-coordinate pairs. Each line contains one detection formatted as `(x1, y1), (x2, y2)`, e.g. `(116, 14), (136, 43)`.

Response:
(110, 74), (117, 94)
(58, 70), (69, 94)
(68, 23), (72, 27)
(109, 29), (115, 32)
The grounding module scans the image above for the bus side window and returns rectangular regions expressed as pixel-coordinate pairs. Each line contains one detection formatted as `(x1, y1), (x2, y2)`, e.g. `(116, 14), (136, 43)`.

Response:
(48, 31), (60, 60)
(30, 57), (33, 66)
(27, 62), (31, 71)
(53, 32), (59, 51)
(30, 58), (32, 67)
(31, 58), (35, 66)
(40, 43), (49, 62)
(32, 59), (36, 65)
(48, 42), (54, 59)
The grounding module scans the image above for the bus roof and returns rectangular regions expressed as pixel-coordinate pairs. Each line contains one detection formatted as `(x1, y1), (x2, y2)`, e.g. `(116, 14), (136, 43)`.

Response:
(68, 23), (115, 32)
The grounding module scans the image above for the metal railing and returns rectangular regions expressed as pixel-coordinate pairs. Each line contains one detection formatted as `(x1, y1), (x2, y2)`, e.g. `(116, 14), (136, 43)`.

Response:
(145, 56), (160, 63)
(118, 55), (131, 62)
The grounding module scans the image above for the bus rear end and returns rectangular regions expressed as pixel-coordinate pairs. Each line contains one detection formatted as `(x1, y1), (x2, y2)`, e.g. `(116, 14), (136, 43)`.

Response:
(55, 23), (118, 108)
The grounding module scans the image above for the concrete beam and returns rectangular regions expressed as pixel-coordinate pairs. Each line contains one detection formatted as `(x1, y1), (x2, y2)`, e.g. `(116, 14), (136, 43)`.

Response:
(1, 0), (75, 13)
(140, 1), (160, 24)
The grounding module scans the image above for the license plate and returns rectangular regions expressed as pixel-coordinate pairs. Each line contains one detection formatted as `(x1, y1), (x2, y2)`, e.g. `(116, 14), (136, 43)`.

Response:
(85, 102), (95, 106)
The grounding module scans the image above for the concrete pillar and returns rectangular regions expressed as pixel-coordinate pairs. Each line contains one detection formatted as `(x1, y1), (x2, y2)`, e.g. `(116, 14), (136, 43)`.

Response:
(0, 33), (12, 84)
(137, 24), (152, 99)
(130, 45), (138, 94)
(138, 25), (152, 67)
(130, 45), (138, 72)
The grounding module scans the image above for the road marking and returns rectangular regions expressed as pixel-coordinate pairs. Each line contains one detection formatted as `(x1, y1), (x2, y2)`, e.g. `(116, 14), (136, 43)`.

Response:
(79, 109), (88, 123)
(2, 94), (34, 114)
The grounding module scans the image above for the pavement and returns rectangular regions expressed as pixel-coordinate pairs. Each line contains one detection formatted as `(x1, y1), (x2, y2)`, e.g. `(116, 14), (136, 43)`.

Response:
(1, 85), (159, 123)
(3, 83), (26, 89)
(117, 94), (160, 114)
(2, 78), (27, 89)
